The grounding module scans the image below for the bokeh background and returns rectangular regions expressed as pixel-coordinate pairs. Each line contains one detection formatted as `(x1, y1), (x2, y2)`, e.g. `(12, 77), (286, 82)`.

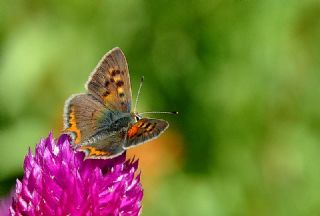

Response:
(1, 0), (320, 215)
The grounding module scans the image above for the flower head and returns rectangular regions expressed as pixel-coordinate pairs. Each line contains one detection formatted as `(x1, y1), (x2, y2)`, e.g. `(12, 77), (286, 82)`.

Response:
(10, 133), (143, 215)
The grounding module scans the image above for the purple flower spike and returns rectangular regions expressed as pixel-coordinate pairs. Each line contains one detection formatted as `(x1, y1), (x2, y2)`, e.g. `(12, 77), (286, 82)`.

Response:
(10, 133), (143, 216)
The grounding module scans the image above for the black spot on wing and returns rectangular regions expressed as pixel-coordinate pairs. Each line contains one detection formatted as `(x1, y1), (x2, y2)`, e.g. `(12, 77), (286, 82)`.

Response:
(111, 69), (121, 76)
(116, 80), (124, 87)
(147, 125), (156, 132)
(103, 91), (110, 97)
(111, 70), (116, 76)
(105, 81), (110, 87)
(145, 123), (151, 128)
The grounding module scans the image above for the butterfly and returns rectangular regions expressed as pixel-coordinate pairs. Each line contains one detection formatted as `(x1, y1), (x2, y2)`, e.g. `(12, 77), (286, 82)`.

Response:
(63, 47), (176, 159)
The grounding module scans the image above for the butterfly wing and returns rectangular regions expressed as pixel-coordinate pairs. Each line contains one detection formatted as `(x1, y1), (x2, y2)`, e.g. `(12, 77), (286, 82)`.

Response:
(64, 93), (127, 159)
(124, 118), (169, 148)
(79, 129), (127, 159)
(64, 93), (106, 146)
(86, 47), (132, 112)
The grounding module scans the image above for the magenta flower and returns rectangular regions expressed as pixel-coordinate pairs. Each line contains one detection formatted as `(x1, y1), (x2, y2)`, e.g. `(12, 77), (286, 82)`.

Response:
(0, 194), (12, 216)
(9, 133), (143, 216)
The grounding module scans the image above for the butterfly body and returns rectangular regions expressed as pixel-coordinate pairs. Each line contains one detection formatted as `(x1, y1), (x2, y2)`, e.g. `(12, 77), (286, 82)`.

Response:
(97, 110), (134, 134)
(64, 47), (169, 159)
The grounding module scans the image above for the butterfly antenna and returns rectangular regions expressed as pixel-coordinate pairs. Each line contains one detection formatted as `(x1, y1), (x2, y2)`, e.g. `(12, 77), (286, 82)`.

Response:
(139, 111), (179, 115)
(134, 76), (144, 113)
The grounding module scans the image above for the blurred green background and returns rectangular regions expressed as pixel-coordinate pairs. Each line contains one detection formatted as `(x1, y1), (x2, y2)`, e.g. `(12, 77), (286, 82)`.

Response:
(1, 0), (320, 215)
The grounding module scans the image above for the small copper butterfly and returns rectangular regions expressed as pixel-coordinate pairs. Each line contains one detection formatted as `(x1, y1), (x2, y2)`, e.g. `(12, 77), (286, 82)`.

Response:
(63, 47), (177, 159)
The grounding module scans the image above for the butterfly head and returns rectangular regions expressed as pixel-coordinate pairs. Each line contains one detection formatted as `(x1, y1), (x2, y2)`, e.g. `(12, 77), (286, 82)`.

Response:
(131, 112), (142, 122)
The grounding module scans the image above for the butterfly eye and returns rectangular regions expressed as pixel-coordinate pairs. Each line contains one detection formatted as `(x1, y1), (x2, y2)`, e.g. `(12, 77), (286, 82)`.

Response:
(135, 114), (142, 121)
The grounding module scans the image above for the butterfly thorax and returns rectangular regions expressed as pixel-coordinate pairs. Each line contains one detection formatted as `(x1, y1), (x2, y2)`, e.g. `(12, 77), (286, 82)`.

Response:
(98, 110), (134, 134)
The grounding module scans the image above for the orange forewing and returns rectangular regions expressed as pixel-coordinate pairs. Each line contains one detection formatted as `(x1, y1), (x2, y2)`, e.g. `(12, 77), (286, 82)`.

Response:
(125, 118), (169, 148)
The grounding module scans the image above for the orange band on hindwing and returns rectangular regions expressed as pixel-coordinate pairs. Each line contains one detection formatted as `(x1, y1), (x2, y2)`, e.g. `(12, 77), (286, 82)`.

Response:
(80, 146), (111, 157)
(65, 107), (81, 144)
